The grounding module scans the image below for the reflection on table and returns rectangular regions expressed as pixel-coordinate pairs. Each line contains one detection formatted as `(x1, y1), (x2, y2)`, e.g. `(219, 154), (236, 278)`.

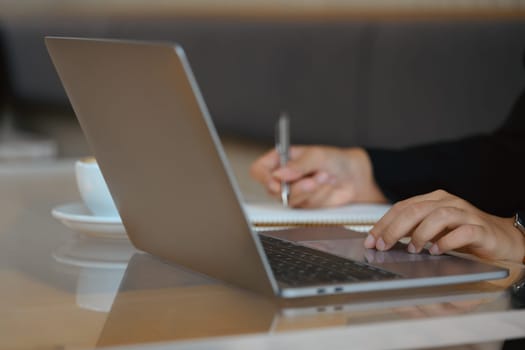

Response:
(96, 252), (519, 349)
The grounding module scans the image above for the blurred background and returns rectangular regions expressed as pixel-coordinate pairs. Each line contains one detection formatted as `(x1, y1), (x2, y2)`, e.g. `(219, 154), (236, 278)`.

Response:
(0, 0), (524, 162)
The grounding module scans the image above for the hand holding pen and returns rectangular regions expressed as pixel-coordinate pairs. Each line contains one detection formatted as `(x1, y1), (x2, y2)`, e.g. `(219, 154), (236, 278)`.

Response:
(251, 140), (388, 208)
(275, 113), (290, 207)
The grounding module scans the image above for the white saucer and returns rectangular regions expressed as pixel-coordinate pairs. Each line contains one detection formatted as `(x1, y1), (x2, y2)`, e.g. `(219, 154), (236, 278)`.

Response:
(52, 202), (127, 239)
(51, 236), (136, 312)
(53, 236), (136, 269)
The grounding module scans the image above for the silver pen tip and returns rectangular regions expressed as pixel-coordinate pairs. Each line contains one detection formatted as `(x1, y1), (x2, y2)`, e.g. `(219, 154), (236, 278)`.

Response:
(281, 192), (289, 207)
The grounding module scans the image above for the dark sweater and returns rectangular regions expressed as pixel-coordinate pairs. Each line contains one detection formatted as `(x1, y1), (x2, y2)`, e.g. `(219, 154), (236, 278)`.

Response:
(367, 87), (525, 217)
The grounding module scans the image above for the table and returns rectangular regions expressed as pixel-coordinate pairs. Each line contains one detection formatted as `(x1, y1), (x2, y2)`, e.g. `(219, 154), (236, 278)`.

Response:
(1, 160), (525, 350)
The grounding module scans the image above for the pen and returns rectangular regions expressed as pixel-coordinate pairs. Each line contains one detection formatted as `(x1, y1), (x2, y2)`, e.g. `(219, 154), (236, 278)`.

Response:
(275, 113), (290, 207)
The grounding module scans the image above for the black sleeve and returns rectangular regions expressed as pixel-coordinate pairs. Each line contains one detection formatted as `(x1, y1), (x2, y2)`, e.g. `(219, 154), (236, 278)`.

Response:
(366, 87), (525, 217)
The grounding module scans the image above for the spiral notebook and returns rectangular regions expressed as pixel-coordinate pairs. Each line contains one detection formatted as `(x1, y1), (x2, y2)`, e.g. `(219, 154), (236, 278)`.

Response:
(244, 202), (391, 229)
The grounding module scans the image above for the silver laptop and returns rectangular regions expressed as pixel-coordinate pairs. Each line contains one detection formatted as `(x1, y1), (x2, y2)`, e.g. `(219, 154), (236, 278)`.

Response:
(45, 37), (508, 298)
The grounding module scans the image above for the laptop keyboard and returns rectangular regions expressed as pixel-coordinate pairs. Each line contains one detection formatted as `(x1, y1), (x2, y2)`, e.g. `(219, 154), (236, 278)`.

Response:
(260, 235), (400, 286)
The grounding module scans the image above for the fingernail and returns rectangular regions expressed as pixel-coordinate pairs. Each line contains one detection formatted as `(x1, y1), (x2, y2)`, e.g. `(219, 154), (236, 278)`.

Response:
(376, 238), (386, 251)
(429, 244), (441, 255)
(364, 234), (376, 248)
(407, 243), (416, 254)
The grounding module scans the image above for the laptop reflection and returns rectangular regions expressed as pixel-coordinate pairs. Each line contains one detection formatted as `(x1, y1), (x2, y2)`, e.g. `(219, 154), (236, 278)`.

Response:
(97, 252), (507, 348)
(96, 253), (278, 348)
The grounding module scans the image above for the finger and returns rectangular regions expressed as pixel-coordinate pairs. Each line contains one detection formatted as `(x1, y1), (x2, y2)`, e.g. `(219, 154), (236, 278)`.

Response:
(288, 176), (321, 207)
(365, 190), (459, 250)
(372, 190), (452, 235)
(266, 179), (281, 196)
(250, 149), (280, 185)
(323, 188), (356, 208)
(371, 195), (428, 236)
(368, 189), (457, 250)
(291, 172), (353, 208)
(254, 147), (308, 195)
(365, 194), (429, 248)
(287, 171), (333, 207)
(314, 181), (357, 208)
(273, 147), (326, 182)
(371, 194), (465, 251)
(297, 183), (334, 208)
(371, 199), (445, 251)
(429, 224), (487, 256)
(409, 207), (473, 253)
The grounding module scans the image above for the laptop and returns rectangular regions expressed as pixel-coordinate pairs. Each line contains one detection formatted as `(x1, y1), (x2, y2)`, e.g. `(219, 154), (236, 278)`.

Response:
(45, 37), (508, 298)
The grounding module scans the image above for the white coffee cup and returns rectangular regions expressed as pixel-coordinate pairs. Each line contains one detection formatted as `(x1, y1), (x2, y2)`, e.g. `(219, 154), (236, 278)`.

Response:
(75, 157), (119, 217)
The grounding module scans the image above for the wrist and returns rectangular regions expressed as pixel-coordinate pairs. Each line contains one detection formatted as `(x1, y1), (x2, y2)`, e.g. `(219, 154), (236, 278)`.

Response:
(346, 147), (388, 203)
(498, 215), (525, 264)
(513, 211), (525, 264)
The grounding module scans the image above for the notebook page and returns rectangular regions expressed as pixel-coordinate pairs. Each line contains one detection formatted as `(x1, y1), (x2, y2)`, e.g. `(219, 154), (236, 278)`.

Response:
(244, 202), (391, 227)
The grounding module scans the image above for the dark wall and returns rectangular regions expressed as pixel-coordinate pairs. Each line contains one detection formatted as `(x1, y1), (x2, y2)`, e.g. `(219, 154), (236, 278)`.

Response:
(2, 17), (525, 148)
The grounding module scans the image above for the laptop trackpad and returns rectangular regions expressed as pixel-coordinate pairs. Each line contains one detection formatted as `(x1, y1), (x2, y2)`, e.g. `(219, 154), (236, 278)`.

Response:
(301, 238), (449, 264)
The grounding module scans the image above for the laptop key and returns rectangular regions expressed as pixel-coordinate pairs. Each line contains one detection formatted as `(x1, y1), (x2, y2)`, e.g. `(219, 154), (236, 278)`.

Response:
(260, 235), (400, 286)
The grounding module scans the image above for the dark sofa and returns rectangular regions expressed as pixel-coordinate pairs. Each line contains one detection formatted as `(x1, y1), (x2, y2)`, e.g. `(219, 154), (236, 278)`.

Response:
(2, 16), (524, 148)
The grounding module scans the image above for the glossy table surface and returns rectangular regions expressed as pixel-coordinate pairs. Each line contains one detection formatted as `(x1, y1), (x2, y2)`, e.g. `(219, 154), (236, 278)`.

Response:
(2, 159), (525, 350)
